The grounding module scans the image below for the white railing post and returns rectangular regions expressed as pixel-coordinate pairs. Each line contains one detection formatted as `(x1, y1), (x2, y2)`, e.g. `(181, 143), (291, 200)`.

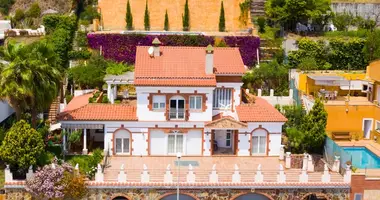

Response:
(307, 154), (314, 172)
(299, 165), (309, 183)
(285, 152), (291, 169)
(270, 89), (274, 97)
(254, 164), (263, 183)
(279, 145), (285, 160)
(332, 156), (340, 172)
(164, 164), (173, 183)
(186, 164), (195, 183)
(277, 164), (286, 183)
(258, 89), (262, 97)
(5, 165), (13, 182)
(74, 164), (79, 175)
(344, 164), (352, 183)
(232, 164), (241, 183)
(322, 164), (331, 183)
(302, 153), (308, 171)
(95, 164), (104, 182)
(26, 166), (34, 180)
(118, 164), (127, 182)
(141, 164), (150, 183)
(209, 164), (218, 183)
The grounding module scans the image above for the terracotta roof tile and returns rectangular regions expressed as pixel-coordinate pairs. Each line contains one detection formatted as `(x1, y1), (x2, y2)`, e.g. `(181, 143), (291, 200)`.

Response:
(63, 93), (93, 112)
(236, 97), (287, 122)
(59, 104), (137, 121)
(134, 46), (245, 86)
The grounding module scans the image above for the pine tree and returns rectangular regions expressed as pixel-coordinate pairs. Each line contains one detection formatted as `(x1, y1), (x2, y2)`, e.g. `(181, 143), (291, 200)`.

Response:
(144, 0), (150, 31)
(219, 1), (226, 32)
(164, 10), (169, 31)
(126, 0), (133, 30)
(301, 98), (328, 154)
(182, 0), (190, 31)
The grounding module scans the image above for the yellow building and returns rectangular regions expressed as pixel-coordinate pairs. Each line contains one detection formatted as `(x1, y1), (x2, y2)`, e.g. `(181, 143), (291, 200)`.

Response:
(293, 60), (380, 140)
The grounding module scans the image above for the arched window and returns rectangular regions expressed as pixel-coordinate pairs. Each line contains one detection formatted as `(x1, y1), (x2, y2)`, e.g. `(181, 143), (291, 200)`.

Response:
(169, 96), (185, 119)
(235, 193), (270, 200)
(160, 194), (195, 200)
(112, 196), (128, 200)
(114, 129), (131, 155)
(252, 129), (268, 155)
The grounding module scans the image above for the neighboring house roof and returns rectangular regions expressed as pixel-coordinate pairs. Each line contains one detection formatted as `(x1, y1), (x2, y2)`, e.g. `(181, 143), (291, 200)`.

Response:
(63, 93), (93, 112)
(134, 46), (245, 86)
(59, 104), (137, 121)
(236, 97), (287, 122)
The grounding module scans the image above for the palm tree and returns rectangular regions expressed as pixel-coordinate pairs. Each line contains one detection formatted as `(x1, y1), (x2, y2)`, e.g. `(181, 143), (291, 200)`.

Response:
(0, 41), (32, 120)
(0, 41), (62, 127)
(26, 41), (62, 127)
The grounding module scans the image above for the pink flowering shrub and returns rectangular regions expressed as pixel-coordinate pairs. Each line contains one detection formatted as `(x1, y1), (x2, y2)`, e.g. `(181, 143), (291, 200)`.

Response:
(25, 163), (73, 199)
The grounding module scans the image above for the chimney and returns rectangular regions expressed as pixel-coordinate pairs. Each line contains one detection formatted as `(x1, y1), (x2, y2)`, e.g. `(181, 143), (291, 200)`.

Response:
(152, 38), (161, 57)
(205, 44), (214, 75)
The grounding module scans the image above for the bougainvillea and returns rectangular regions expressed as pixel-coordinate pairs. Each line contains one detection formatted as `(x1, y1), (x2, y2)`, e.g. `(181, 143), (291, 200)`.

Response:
(87, 34), (260, 66)
(25, 162), (73, 199)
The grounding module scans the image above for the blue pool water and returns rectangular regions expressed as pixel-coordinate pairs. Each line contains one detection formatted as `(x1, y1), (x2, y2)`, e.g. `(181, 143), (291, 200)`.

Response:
(343, 147), (380, 169)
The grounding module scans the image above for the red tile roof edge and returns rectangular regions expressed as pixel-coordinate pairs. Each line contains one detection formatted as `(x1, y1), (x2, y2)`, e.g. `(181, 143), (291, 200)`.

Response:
(236, 97), (288, 122)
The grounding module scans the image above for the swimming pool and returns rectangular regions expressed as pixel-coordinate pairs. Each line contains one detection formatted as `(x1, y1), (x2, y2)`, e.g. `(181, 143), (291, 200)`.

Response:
(343, 147), (380, 169)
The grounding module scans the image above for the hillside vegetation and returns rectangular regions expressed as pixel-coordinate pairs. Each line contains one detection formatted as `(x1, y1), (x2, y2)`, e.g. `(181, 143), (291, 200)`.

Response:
(0, 0), (73, 19)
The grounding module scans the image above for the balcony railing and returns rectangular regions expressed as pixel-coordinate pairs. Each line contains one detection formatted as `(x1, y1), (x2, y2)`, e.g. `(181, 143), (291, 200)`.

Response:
(169, 108), (185, 120)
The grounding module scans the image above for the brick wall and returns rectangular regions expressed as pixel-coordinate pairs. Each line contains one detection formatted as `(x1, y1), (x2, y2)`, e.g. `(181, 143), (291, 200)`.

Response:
(98, 0), (251, 31)
(351, 174), (380, 200)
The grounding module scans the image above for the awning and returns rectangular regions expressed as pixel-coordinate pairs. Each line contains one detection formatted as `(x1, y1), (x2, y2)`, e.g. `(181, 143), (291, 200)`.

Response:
(61, 124), (104, 129)
(308, 75), (346, 86)
(49, 123), (62, 132)
(339, 80), (364, 90)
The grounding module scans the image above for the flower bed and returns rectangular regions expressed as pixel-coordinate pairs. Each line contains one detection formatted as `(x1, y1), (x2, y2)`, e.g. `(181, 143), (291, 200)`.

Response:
(87, 34), (260, 66)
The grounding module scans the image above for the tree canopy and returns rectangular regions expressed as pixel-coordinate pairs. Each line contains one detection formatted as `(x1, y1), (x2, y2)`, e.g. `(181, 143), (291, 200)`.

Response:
(0, 120), (44, 171)
(265, 0), (331, 30)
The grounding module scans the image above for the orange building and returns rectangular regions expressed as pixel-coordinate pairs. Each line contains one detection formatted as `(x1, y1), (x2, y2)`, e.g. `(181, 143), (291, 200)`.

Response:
(293, 61), (380, 140)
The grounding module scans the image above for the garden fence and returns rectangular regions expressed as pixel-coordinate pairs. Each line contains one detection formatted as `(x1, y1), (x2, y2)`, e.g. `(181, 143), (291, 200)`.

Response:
(324, 137), (352, 175)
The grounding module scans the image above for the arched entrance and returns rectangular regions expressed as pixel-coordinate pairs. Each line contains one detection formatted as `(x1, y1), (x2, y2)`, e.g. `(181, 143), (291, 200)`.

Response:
(234, 193), (271, 200)
(160, 194), (196, 200)
(112, 196), (129, 200)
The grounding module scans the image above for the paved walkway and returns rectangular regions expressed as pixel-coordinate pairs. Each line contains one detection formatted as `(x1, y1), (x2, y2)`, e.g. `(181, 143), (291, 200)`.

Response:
(103, 156), (344, 183)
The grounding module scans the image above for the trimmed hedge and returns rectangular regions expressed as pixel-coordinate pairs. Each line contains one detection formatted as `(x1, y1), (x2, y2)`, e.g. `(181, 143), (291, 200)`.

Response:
(87, 34), (260, 66)
(68, 50), (92, 60)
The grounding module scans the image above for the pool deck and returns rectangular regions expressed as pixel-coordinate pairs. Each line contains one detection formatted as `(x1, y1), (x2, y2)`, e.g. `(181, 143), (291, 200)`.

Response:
(337, 140), (380, 177)
(336, 140), (380, 157)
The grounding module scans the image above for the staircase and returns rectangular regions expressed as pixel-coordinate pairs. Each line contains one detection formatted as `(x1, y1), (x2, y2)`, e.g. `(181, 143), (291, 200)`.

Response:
(48, 97), (60, 124)
(251, 0), (266, 18)
(332, 132), (351, 141)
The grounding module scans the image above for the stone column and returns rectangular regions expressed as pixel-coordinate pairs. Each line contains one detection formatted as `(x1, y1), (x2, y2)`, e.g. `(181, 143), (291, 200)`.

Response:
(285, 152), (291, 169)
(344, 164), (352, 183)
(232, 164), (241, 183)
(118, 164), (127, 182)
(62, 129), (67, 152)
(107, 83), (111, 101)
(5, 165), (13, 182)
(279, 145), (285, 160)
(254, 164), (263, 183)
(332, 156), (340, 172)
(209, 164), (218, 183)
(82, 129), (88, 155)
(95, 164), (104, 182)
(321, 164), (331, 183)
(164, 164), (173, 183)
(186, 164), (195, 183)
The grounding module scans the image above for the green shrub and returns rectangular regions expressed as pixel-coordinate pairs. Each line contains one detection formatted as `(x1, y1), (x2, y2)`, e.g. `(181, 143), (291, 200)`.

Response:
(164, 10), (169, 31)
(36, 151), (55, 166)
(65, 94), (73, 104)
(144, 0), (150, 31)
(14, 9), (25, 21)
(257, 17), (266, 33)
(67, 148), (103, 179)
(88, 97), (94, 103)
(76, 31), (88, 47)
(68, 130), (82, 144)
(0, 0), (15, 15)
(102, 96), (109, 103)
(106, 61), (133, 75)
(26, 2), (41, 18)
(68, 50), (92, 60)
(80, 5), (100, 23)
(93, 91), (100, 98)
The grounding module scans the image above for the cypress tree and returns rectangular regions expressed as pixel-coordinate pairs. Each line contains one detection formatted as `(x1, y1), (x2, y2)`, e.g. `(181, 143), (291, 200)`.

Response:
(126, 0), (133, 30)
(182, 0), (190, 31)
(219, 1), (225, 32)
(164, 10), (169, 31)
(144, 0), (150, 31)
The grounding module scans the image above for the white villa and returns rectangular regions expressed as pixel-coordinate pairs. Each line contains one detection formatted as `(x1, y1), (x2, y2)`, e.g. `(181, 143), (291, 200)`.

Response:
(58, 39), (287, 157)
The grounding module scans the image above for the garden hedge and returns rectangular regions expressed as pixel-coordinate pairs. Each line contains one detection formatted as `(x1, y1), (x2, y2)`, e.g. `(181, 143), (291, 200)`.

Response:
(87, 34), (260, 66)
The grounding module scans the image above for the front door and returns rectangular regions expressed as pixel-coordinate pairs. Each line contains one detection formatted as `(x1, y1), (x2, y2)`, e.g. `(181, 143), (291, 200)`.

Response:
(363, 119), (373, 139)
(170, 99), (185, 119)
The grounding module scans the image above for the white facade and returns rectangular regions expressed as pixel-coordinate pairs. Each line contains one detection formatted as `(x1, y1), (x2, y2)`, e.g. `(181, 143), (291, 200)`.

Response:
(0, 101), (13, 123)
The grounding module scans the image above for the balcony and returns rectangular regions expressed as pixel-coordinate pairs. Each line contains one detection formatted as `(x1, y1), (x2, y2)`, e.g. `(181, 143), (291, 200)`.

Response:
(169, 108), (185, 120)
